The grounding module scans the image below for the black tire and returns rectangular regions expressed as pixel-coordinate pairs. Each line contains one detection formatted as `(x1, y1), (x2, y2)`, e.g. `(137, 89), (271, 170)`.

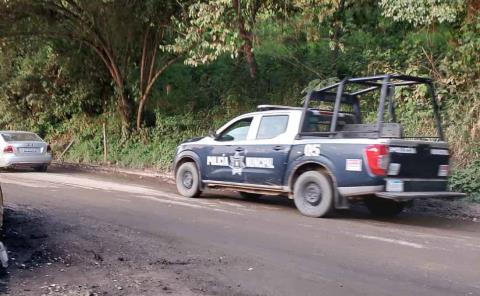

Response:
(293, 170), (334, 218)
(365, 197), (405, 217)
(239, 192), (262, 200)
(175, 162), (201, 198)
(34, 165), (48, 172)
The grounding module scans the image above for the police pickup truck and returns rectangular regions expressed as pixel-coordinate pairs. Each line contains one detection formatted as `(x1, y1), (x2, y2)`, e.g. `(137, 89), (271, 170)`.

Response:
(173, 74), (465, 218)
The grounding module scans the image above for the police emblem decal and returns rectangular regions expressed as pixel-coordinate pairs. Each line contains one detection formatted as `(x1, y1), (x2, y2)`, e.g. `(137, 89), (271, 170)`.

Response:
(229, 151), (246, 175)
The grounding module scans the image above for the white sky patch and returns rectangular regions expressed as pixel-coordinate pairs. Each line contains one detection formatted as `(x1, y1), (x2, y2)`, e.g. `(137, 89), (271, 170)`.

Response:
(356, 234), (425, 249)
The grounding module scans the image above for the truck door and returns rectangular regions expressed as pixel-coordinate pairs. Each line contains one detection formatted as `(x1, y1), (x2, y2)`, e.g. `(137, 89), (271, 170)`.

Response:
(203, 117), (253, 184)
(244, 114), (292, 186)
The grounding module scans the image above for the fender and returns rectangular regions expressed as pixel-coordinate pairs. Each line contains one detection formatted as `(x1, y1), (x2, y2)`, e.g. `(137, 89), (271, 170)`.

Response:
(173, 150), (203, 185)
(285, 155), (338, 190)
(285, 156), (349, 209)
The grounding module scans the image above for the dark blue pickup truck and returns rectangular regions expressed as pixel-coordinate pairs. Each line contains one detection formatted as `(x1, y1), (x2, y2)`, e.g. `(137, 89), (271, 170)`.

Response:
(173, 74), (465, 218)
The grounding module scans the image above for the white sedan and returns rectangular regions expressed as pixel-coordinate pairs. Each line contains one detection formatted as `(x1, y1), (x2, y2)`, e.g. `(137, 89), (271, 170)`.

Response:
(0, 131), (52, 172)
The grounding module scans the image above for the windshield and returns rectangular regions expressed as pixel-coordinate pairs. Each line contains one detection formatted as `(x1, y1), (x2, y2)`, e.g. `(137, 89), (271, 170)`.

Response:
(1, 132), (42, 142)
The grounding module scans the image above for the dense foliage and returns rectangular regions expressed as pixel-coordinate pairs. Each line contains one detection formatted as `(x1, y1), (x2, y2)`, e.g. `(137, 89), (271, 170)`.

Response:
(0, 0), (479, 196)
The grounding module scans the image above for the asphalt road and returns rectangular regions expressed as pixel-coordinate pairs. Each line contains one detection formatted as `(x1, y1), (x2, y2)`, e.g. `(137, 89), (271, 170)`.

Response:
(0, 168), (479, 296)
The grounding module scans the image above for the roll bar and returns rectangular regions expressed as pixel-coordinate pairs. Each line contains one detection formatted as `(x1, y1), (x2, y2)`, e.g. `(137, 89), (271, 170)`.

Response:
(297, 74), (444, 140)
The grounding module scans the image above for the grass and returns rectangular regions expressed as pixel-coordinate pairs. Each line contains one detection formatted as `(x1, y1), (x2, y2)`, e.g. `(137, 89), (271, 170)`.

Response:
(48, 108), (240, 171)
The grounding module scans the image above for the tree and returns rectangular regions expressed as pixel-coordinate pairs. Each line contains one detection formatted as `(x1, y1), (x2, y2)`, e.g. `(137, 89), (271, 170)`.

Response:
(292, 0), (377, 75)
(169, 0), (288, 79)
(379, 0), (465, 27)
(0, 39), (107, 132)
(0, 0), (183, 132)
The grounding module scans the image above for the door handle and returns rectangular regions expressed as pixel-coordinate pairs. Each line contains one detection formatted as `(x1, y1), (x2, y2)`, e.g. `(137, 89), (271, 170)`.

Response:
(273, 145), (283, 151)
(235, 147), (244, 152)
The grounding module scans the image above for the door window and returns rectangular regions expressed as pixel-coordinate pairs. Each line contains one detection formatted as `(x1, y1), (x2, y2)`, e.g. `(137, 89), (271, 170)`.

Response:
(256, 115), (289, 140)
(217, 117), (253, 142)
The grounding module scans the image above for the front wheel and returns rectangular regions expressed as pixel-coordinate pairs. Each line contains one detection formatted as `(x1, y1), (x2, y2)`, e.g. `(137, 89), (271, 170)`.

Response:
(365, 197), (405, 217)
(293, 170), (334, 218)
(175, 162), (201, 198)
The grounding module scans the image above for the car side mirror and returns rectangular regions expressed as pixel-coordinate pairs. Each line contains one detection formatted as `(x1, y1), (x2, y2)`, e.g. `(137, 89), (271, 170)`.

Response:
(209, 130), (218, 139)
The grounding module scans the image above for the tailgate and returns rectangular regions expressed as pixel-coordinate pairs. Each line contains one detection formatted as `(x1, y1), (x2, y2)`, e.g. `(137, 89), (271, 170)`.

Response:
(387, 140), (449, 179)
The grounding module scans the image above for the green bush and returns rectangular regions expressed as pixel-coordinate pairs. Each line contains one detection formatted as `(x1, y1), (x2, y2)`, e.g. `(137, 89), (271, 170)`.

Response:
(52, 105), (251, 171)
(450, 160), (480, 202)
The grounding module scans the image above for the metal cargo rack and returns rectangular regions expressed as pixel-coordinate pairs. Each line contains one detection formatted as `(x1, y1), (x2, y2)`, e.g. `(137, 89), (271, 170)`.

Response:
(297, 74), (444, 140)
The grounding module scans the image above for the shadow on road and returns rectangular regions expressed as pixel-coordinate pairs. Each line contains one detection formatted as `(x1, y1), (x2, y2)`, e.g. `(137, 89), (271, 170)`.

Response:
(201, 191), (479, 232)
(0, 269), (7, 294)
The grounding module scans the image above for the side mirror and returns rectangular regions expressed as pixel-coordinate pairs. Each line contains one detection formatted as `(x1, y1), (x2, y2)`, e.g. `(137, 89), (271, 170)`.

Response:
(209, 130), (218, 139)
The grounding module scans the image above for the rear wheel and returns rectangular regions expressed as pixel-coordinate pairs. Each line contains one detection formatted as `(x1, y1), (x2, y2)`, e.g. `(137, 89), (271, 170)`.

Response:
(239, 192), (262, 200)
(176, 162), (201, 198)
(365, 196), (405, 217)
(293, 170), (334, 218)
(34, 165), (48, 172)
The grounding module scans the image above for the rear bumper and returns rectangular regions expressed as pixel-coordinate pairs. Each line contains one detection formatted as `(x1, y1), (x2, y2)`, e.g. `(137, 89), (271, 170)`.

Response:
(0, 154), (52, 167)
(375, 191), (466, 202)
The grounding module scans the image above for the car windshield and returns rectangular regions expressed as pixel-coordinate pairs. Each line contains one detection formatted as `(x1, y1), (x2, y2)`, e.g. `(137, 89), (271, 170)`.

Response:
(1, 132), (42, 142)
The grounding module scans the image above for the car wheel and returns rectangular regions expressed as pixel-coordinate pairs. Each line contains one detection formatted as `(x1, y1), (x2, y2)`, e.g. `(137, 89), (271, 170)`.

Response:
(34, 165), (48, 172)
(365, 196), (405, 217)
(176, 162), (201, 198)
(293, 170), (334, 218)
(239, 192), (262, 200)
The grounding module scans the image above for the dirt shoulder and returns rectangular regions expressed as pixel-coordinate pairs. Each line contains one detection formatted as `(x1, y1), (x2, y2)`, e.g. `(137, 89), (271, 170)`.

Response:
(0, 204), (238, 296)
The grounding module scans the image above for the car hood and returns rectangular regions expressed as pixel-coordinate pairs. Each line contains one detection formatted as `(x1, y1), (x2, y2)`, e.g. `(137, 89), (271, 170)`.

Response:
(181, 136), (205, 144)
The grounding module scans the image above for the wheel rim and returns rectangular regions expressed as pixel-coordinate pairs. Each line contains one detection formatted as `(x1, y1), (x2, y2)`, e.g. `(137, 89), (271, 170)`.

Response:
(304, 182), (322, 206)
(182, 171), (194, 189)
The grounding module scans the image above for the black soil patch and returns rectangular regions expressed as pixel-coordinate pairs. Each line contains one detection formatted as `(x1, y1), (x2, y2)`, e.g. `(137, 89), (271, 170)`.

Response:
(0, 206), (67, 294)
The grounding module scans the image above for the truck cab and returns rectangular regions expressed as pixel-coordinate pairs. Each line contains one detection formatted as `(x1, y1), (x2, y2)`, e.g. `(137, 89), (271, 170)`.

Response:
(173, 74), (465, 218)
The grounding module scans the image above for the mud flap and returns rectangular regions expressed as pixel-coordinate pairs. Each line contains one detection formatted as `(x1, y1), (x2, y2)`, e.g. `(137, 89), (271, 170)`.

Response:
(334, 190), (349, 209)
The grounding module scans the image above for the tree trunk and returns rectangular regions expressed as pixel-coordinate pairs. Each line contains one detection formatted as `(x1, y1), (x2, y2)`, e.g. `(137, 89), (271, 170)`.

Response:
(136, 95), (147, 130)
(467, 0), (480, 21)
(136, 55), (179, 130)
(331, 0), (346, 74)
(232, 0), (258, 79)
(243, 43), (258, 80)
(117, 89), (134, 136)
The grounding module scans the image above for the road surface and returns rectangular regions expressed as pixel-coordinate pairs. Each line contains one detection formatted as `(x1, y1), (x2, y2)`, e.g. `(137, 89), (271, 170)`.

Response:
(0, 168), (479, 295)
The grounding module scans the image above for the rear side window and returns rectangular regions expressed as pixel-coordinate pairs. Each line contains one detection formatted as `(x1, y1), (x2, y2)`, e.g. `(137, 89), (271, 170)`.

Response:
(1, 133), (41, 142)
(256, 115), (289, 140)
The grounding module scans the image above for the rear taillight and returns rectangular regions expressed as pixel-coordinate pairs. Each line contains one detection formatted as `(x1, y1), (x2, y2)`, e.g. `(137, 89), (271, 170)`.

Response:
(47, 144), (51, 153)
(438, 165), (449, 177)
(365, 144), (389, 176)
(3, 145), (14, 154)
